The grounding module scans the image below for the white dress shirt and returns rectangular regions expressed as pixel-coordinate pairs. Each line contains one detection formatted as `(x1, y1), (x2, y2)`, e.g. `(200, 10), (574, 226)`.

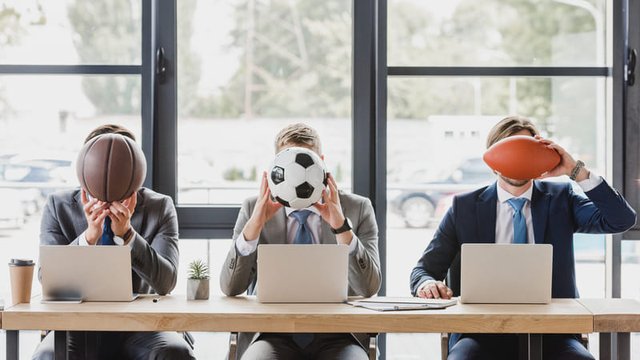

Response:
(235, 206), (357, 256)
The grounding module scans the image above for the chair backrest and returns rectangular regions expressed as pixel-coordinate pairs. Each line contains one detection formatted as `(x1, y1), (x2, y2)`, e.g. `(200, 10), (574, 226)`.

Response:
(446, 252), (461, 297)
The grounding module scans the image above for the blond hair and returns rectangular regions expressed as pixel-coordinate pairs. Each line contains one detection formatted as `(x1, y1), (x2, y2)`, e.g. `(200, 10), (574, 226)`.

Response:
(486, 115), (539, 148)
(275, 123), (322, 154)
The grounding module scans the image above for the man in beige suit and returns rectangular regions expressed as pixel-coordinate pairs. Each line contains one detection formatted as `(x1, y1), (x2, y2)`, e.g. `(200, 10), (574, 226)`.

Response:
(220, 123), (381, 360)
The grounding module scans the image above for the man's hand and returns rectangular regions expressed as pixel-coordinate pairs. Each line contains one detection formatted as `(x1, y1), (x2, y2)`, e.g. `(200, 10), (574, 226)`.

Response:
(243, 172), (284, 240)
(417, 281), (453, 299)
(314, 174), (345, 229)
(109, 191), (137, 239)
(536, 135), (589, 182)
(81, 189), (109, 245)
(314, 174), (352, 245)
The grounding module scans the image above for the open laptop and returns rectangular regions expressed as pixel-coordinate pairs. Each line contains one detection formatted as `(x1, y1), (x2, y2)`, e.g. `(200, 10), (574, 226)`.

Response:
(40, 245), (138, 302)
(460, 244), (553, 304)
(257, 244), (348, 303)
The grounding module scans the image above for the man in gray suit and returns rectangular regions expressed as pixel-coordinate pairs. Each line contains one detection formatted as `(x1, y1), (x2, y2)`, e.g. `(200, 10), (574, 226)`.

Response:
(32, 125), (195, 360)
(220, 123), (381, 360)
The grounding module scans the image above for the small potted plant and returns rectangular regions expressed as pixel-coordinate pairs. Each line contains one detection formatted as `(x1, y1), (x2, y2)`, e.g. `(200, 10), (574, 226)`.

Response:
(187, 259), (210, 300)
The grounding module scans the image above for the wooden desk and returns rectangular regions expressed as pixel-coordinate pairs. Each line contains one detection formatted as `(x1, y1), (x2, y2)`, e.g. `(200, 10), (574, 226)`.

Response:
(3, 296), (593, 360)
(579, 298), (640, 360)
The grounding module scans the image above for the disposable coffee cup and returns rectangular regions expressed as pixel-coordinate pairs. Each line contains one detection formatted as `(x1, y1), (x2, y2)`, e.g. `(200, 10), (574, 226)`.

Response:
(9, 258), (35, 304)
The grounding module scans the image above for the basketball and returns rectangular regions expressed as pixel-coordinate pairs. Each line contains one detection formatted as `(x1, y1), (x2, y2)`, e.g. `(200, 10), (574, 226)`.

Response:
(76, 134), (146, 202)
(483, 135), (561, 180)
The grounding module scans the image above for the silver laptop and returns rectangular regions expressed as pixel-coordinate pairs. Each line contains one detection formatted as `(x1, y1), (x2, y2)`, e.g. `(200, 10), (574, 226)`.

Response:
(40, 245), (138, 302)
(460, 244), (553, 304)
(257, 244), (349, 303)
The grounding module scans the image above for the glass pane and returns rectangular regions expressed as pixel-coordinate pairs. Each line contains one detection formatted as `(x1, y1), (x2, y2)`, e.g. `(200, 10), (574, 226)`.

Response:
(0, 75), (141, 302)
(0, 1), (141, 65)
(388, 0), (607, 66)
(177, 0), (352, 205)
(386, 76), (606, 359)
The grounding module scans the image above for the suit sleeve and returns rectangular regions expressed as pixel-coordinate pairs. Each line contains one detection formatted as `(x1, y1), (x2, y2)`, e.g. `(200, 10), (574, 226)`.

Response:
(571, 179), (637, 234)
(220, 198), (257, 296)
(39, 195), (82, 246)
(347, 198), (382, 297)
(410, 203), (460, 296)
(129, 196), (179, 295)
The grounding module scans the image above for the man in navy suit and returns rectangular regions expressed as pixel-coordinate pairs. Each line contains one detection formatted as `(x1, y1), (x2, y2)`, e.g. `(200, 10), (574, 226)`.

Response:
(410, 116), (636, 360)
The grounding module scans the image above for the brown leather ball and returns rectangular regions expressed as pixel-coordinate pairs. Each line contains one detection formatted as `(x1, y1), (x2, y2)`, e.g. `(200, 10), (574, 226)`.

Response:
(76, 134), (146, 202)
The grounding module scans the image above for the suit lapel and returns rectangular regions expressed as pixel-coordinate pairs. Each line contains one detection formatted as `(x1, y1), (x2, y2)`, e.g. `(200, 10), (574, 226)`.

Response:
(320, 220), (336, 244)
(263, 207), (287, 244)
(476, 183), (497, 243)
(129, 190), (146, 231)
(531, 181), (550, 244)
(71, 190), (90, 235)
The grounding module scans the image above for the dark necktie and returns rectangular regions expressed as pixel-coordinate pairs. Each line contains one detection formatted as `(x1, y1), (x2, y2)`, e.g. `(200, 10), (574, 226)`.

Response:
(100, 217), (115, 246)
(291, 210), (313, 245)
(507, 198), (527, 244)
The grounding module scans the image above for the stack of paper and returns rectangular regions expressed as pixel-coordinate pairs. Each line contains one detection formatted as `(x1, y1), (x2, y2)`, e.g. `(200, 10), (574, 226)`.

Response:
(348, 297), (458, 311)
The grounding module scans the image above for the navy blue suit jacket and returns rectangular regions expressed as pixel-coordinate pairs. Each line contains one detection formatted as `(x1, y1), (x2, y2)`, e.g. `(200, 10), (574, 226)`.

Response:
(410, 179), (636, 299)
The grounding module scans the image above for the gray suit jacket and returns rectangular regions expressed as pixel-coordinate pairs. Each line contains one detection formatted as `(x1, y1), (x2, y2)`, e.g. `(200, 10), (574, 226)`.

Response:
(220, 192), (382, 355)
(39, 187), (179, 295)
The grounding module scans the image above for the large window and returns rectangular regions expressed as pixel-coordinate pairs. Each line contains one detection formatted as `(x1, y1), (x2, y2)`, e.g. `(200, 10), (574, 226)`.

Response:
(1, 0), (637, 359)
(385, 1), (610, 358)
(176, 0), (353, 206)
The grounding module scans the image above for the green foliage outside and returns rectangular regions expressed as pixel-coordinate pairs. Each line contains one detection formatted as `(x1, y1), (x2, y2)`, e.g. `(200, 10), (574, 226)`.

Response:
(62, 0), (601, 156)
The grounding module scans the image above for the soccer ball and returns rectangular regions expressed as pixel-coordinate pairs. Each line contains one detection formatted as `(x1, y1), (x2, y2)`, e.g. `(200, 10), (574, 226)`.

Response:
(267, 147), (327, 209)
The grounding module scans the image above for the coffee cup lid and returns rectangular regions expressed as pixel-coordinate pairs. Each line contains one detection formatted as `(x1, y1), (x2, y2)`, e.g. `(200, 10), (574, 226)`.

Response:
(9, 259), (34, 266)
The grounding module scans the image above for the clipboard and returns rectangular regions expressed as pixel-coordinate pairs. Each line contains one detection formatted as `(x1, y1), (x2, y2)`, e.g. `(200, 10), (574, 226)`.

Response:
(348, 297), (458, 311)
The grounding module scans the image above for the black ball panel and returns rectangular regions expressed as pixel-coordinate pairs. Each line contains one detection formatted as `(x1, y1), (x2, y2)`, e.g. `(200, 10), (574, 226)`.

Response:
(295, 153), (315, 168)
(274, 196), (290, 207)
(271, 166), (285, 185)
(295, 182), (314, 199)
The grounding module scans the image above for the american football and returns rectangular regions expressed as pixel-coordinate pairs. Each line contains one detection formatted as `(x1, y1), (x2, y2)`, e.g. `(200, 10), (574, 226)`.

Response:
(483, 135), (561, 180)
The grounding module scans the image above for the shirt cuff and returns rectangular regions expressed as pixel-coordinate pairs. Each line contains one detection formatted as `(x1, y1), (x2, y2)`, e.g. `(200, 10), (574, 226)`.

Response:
(347, 234), (357, 255)
(235, 232), (259, 256)
(79, 231), (90, 246)
(577, 170), (603, 192)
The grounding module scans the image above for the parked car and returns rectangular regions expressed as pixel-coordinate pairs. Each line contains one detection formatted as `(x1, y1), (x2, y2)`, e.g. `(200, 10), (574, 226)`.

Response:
(0, 155), (74, 220)
(389, 158), (495, 228)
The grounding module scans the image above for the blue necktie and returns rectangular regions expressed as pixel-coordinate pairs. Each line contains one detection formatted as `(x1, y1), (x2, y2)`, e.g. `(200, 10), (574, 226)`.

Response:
(100, 217), (115, 246)
(507, 198), (528, 244)
(289, 210), (315, 348)
(291, 210), (313, 245)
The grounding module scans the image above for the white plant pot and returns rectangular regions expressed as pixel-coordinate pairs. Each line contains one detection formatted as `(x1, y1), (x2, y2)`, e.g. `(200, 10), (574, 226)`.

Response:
(187, 278), (210, 300)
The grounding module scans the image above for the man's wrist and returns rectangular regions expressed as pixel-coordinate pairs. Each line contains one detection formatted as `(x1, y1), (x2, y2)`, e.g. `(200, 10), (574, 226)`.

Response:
(243, 219), (263, 240)
(85, 228), (101, 245)
(569, 160), (587, 181)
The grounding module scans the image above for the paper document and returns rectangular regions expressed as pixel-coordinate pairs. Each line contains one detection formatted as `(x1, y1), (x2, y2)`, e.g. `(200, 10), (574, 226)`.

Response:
(348, 297), (458, 311)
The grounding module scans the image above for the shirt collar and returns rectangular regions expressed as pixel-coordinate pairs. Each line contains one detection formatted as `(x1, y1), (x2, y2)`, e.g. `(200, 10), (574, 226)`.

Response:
(497, 182), (533, 203)
(285, 206), (320, 217)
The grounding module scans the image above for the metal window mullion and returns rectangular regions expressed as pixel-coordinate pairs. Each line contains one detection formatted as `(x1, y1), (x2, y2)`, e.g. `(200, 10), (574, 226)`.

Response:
(387, 66), (610, 77)
(141, 0), (156, 189)
(0, 64), (141, 75)
(153, 0), (178, 201)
